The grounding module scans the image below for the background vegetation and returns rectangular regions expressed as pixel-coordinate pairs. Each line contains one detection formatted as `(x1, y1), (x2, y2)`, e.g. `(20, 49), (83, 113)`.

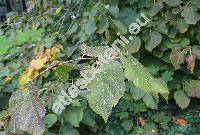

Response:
(0, 0), (200, 134)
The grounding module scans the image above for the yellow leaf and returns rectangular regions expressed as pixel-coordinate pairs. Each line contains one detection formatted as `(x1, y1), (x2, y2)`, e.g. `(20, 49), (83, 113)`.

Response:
(19, 68), (39, 88)
(19, 74), (31, 88)
(30, 59), (45, 70)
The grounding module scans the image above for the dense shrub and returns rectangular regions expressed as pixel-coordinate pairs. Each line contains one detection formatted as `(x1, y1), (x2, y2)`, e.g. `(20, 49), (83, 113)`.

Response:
(0, 0), (200, 134)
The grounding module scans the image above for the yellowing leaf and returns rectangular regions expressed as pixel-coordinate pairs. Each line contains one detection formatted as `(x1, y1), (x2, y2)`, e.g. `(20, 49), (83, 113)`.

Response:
(170, 46), (188, 70)
(19, 68), (39, 88)
(19, 74), (31, 88)
(30, 59), (45, 70)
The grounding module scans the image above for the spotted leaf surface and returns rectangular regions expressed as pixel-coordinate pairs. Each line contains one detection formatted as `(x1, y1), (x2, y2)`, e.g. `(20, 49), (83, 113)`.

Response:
(9, 83), (45, 135)
(120, 54), (169, 98)
(86, 60), (125, 122)
(80, 43), (109, 57)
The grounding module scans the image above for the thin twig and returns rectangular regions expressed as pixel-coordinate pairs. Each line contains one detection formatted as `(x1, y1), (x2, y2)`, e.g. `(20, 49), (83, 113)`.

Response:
(53, 8), (70, 29)
(31, 57), (95, 81)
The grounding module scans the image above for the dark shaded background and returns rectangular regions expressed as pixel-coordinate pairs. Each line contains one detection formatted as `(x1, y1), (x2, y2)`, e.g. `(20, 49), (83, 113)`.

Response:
(0, 0), (26, 21)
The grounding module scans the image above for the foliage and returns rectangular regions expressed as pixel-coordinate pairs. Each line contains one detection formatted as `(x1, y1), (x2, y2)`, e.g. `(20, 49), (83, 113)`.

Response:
(86, 60), (125, 122)
(9, 83), (46, 135)
(0, 0), (200, 134)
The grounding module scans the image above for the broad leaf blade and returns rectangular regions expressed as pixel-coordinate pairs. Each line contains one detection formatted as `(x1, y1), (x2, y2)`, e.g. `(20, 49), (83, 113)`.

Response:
(181, 7), (200, 24)
(145, 31), (162, 52)
(174, 90), (190, 109)
(86, 60), (125, 122)
(9, 83), (45, 135)
(184, 80), (200, 98)
(164, 0), (182, 7)
(143, 93), (159, 110)
(120, 54), (169, 98)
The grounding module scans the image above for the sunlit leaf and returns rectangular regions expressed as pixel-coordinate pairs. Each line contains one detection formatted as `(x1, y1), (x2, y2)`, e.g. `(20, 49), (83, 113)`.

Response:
(120, 54), (169, 98)
(86, 60), (125, 122)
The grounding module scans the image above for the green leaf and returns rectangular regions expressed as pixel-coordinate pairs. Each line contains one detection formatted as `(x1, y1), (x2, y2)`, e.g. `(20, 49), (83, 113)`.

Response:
(184, 80), (200, 98)
(162, 71), (174, 83)
(97, 16), (109, 34)
(61, 127), (80, 135)
(153, 114), (171, 124)
(0, 110), (8, 120)
(80, 44), (109, 57)
(0, 36), (12, 56)
(156, 23), (168, 35)
(143, 93), (159, 109)
(112, 19), (127, 35)
(175, 18), (189, 33)
(82, 110), (96, 127)
(43, 131), (57, 135)
(86, 60), (125, 122)
(145, 31), (162, 52)
(0, 28), (44, 56)
(174, 90), (190, 109)
(164, 0), (182, 7)
(127, 81), (145, 101)
(9, 83), (45, 135)
(11, 28), (44, 45)
(121, 120), (133, 131)
(125, 36), (141, 54)
(119, 8), (138, 26)
(67, 22), (79, 35)
(120, 54), (169, 97)
(0, 96), (9, 109)
(107, 0), (119, 17)
(44, 114), (57, 128)
(153, 114), (171, 129)
(54, 6), (62, 14)
(181, 7), (200, 24)
(0, 67), (10, 79)
(144, 122), (158, 135)
(54, 64), (74, 82)
(64, 107), (83, 127)
(179, 38), (190, 47)
(148, 2), (163, 16)
(85, 4), (99, 36)
(192, 45), (200, 59)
